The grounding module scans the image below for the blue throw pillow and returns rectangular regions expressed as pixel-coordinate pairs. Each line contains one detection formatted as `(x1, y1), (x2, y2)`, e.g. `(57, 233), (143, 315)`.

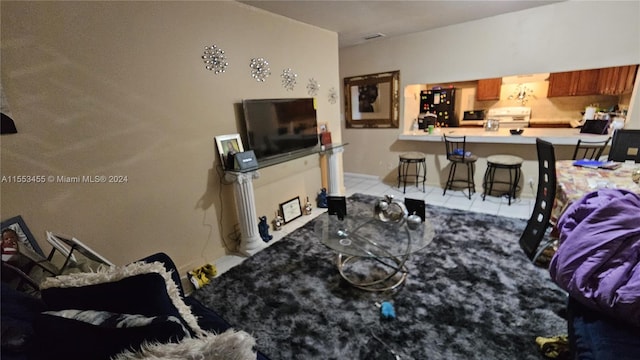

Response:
(31, 310), (188, 360)
(40, 272), (196, 336)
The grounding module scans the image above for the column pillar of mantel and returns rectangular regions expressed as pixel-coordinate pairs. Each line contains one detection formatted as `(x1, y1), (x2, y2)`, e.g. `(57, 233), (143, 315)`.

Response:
(322, 146), (345, 196)
(224, 171), (265, 256)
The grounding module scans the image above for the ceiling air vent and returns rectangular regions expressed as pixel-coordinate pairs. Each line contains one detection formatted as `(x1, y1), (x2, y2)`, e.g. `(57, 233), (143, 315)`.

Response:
(363, 33), (386, 41)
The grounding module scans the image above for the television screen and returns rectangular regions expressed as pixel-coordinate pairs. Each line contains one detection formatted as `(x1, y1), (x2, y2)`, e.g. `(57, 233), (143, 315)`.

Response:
(242, 98), (319, 161)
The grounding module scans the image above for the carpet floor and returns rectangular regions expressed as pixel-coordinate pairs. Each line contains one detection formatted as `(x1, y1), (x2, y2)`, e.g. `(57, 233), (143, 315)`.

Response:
(193, 193), (567, 360)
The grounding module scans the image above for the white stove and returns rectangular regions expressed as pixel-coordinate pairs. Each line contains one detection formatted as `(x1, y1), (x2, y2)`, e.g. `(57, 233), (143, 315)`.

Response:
(486, 107), (531, 128)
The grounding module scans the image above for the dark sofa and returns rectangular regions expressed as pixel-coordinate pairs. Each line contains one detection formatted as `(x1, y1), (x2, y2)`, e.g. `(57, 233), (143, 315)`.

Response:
(1, 252), (270, 360)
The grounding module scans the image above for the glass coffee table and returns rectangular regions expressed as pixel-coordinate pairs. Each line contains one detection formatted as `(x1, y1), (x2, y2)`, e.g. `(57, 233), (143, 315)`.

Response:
(315, 213), (435, 291)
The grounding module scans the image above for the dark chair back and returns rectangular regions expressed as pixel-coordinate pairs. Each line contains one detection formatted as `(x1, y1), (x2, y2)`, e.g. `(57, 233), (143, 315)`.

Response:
(572, 137), (610, 160)
(443, 135), (470, 163)
(608, 129), (640, 163)
(519, 138), (557, 261)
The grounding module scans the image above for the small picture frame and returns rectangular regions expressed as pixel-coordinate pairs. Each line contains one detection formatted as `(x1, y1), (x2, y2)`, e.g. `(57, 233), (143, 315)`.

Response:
(280, 196), (302, 223)
(327, 196), (347, 220)
(404, 198), (426, 222)
(1, 215), (44, 256)
(215, 134), (244, 166)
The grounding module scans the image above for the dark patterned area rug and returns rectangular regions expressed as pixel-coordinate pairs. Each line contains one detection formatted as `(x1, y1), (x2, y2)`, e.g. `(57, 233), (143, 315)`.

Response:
(193, 193), (567, 360)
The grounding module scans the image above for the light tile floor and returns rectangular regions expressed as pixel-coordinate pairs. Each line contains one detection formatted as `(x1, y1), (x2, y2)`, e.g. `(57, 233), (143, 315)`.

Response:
(343, 172), (535, 220)
(214, 172), (535, 276)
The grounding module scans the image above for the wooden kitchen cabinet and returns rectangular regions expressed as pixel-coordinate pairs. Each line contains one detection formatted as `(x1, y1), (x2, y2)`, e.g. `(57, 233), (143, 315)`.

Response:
(573, 69), (600, 95)
(547, 70), (599, 97)
(598, 65), (638, 95)
(476, 78), (502, 100)
(547, 72), (574, 97)
(549, 65), (638, 97)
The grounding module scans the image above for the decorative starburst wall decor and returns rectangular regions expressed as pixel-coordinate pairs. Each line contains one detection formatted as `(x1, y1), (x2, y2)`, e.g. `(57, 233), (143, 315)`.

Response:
(328, 87), (338, 104)
(201, 45), (228, 74)
(307, 78), (319, 96)
(281, 68), (297, 91)
(249, 57), (271, 82)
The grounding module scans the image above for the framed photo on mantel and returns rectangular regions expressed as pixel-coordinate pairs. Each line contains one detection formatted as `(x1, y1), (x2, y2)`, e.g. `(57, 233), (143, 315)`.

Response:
(280, 197), (302, 223)
(215, 134), (244, 169)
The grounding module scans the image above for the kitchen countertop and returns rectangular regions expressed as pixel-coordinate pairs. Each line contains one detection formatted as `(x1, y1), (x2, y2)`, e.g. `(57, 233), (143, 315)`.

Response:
(398, 127), (610, 145)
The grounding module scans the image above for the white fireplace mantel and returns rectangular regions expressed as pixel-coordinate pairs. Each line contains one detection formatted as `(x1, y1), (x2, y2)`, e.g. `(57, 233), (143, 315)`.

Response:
(224, 144), (346, 257)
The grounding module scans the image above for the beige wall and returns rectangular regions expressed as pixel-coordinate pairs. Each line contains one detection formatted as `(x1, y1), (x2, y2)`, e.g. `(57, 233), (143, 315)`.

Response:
(0, 1), (341, 272)
(339, 1), (640, 189)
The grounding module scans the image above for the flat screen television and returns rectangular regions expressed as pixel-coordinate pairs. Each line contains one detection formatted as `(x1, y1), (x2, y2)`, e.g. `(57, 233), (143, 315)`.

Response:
(242, 98), (319, 161)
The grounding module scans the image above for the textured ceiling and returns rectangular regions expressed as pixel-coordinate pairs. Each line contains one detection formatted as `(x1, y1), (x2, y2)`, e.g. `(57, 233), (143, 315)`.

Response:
(239, 0), (562, 48)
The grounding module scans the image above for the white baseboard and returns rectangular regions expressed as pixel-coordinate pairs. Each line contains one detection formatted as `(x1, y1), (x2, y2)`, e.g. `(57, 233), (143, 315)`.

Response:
(344, 172), (379, 180)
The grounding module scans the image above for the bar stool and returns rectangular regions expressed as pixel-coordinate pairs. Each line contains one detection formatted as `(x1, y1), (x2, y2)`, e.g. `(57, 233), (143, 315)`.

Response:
(397, 152), (426, 193)
(482, 154), (523, 205)
(443, 135), (477, 199)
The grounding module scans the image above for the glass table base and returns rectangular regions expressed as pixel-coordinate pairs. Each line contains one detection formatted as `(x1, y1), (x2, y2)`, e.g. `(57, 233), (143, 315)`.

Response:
(336, 253), (408, 292)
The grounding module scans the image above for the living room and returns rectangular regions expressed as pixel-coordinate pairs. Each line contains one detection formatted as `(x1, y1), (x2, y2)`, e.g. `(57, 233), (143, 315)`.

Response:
(2, 1), (639, 279)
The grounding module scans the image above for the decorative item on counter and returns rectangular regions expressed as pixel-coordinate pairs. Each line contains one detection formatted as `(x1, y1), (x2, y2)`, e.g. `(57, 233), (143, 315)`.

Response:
(510, 128), (524, 135)
(374, 195), (408, 224)
(249, 57), (271, 82)
(484, 118), (500, 131)
(317, 188), (328, 208)
(304, 197), (313, 215)
(611, 116), (625, 130)
(583, 105), (597, 121)
(272, 211), (284, 231)
(632, 169), (640, 184)
(412, 119), (420, 133)
(258, 216), (273, 242)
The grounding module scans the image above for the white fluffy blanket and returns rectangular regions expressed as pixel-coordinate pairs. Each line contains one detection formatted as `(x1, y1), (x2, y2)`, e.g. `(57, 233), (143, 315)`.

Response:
(110, 330), (257, 360)
(40, 261), (257, 360)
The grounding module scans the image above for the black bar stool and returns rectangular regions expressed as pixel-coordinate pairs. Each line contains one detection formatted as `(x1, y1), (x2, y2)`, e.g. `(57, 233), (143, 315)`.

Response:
(443, 135), (477, 199)
(482, 154), (523, 205)
(397, 152), (426, 193)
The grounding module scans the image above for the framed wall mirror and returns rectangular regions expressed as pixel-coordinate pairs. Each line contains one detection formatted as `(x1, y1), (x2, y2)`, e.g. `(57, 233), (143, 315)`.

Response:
(344, 70), (399, 128)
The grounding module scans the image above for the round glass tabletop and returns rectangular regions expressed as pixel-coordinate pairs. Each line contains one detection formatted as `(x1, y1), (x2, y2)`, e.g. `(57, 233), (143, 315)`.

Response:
(314, 213), (435, 258)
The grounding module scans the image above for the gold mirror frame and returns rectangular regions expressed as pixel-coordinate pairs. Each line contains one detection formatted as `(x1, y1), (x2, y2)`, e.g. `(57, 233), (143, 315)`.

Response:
(344, 70), (399, 128)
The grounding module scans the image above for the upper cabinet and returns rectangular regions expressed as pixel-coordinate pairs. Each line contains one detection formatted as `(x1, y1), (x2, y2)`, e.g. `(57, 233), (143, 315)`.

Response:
(598, 65), (638, 95)
(548, 65), (638, 97)
(476, 78), (502, 101)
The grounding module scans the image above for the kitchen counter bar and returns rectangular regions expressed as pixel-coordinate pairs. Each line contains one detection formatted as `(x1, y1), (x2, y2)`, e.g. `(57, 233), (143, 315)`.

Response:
(398, 128), (610, 145)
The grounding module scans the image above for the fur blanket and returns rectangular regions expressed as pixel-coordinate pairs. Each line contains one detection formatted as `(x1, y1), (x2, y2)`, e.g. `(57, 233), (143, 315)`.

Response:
(40, 261), (257, 360)
(111, 331), (256, 360)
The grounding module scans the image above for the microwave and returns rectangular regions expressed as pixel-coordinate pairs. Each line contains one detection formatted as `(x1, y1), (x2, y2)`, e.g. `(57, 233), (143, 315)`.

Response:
(463, 110), (485, 120)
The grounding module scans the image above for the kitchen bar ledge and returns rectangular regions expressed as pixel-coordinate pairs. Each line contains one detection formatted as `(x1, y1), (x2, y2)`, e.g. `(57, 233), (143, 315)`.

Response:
(398, 128), (610, 145)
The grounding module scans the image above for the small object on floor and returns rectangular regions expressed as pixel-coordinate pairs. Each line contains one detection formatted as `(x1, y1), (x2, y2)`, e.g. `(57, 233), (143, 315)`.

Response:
(535, 335), (570, 359)
(201, 263), (217, 278)
(188, 267), (211, 289)
(371, 330), (401, 360)
(375, 301), (396, 319)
